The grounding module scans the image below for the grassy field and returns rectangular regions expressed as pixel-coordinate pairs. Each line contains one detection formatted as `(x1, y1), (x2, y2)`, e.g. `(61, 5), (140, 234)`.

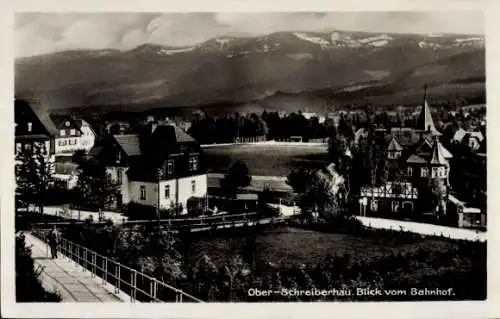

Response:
(203, 143), (329, 176)
(187, 226), (461, 267)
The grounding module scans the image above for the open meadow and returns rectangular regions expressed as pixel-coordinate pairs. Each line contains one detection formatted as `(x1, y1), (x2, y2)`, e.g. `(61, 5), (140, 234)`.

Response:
(203, 142), (329, 176)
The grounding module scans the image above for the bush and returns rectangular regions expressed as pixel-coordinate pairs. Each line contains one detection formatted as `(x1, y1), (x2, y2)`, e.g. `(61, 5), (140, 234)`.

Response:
(15, 233), (61, 302)
(123, 202), (157, 220)
(58, 220), (486, 302)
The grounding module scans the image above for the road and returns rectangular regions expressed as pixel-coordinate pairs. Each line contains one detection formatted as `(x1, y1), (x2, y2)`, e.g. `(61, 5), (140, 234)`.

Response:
(355, 216), (487, 242)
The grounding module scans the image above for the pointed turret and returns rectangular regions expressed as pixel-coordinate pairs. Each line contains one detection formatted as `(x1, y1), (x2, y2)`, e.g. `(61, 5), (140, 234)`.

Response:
(416, 85), (441, 136)
(388, 136), (403, 151)
(430, 136), (447, 165)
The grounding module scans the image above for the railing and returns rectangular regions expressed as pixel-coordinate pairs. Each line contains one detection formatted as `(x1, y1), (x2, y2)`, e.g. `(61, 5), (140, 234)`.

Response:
(30, 229), (204, 303)
(123, 212), (260, 226)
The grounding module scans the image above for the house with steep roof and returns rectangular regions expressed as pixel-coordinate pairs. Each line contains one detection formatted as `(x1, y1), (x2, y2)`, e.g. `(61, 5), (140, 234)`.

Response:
(74, 119), (97, 152)
(15, 99), (57, 157)
(51, 115), (84, 154)
(50, 115), (97, 154)
(89, 120), (207, 215)
(452, 128), (484, 151)
(358, 87), (454, 219)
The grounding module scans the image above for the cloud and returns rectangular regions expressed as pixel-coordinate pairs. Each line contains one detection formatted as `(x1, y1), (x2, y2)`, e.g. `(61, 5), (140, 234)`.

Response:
(15, 12), (484, 57)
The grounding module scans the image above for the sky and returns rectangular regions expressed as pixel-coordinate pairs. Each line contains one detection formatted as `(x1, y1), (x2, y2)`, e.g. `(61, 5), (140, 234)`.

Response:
(15, 12), (484, 57)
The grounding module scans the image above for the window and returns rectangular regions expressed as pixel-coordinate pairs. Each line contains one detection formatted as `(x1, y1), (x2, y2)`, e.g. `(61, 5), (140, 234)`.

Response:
(439, 167), (446, 178)
(406, 166), (413, 177)
(191, 180), (196, 194)
(388, 151), (401, 159)
(70, 129), (76, 135)
(65, 121), (70, 127)
(27, 122), (32, 132)
(189, 156), (198, 171)
(432, 167), (439, 178)
(370, 199), (379, 211)
(167, 160), (174, 174)
(60, 130), (66, 136)
(117, 169), (123, 184)
(58, 140), (67, 146)
(140, 186), (146, 200)
(421, 167), (429, 178)
(165, 185), (170, 198)
(391, 200), (400, 213)
(116, 151), (122, 163)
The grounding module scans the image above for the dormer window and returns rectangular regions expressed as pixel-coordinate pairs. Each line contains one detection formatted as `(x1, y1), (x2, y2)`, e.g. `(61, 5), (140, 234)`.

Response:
(27, 122), (32, 132)
(70, 129), (76, 135)
(60, 130), (66, 136)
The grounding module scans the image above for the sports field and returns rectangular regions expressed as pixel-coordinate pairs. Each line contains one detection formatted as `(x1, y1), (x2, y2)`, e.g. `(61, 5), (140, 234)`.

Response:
(202, 142), (329, 176)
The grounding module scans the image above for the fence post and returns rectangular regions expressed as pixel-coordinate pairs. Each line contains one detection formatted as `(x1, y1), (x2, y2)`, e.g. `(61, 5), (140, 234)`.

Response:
(92, 253), (96, 277)
(76, 245), (80, 267)
(130, 270), (137, 302)
(150, 282), (154, 303)
(153, 280), (158, 301)
(68, 241), (72, 262)
(102, 257), (107, 285)
(115, 265), (121, 294)
(83, 248), (87, 271)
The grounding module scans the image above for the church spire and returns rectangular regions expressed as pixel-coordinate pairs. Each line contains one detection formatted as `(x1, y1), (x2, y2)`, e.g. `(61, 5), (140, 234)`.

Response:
(416, 84), (440, 135)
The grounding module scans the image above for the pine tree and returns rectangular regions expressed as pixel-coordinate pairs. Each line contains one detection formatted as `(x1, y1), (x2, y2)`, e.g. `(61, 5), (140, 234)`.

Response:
(15, 146), (37, 210)
(75, 162), (120, 220)
(15, 142), (53, 213)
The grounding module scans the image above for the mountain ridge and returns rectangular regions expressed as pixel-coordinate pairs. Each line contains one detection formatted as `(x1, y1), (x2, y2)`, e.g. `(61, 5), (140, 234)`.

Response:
(15, 30), (485, 114)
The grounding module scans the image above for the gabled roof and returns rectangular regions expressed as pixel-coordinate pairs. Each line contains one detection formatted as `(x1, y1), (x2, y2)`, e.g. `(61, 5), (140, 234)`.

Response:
(386, 128), (423, 147)
(154, 122), (195, 143)
(437, 141), (453, 159)
(113, 134), (142, 156)
(469, 131), (484, 142)
(50, 114), (84, 134)
(34, 110), (58, 137)
(416, 100), (440, 135)
(15, 99), (58, 136)
(388, 137), (403, 151)
(453, 128), (467, 142)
